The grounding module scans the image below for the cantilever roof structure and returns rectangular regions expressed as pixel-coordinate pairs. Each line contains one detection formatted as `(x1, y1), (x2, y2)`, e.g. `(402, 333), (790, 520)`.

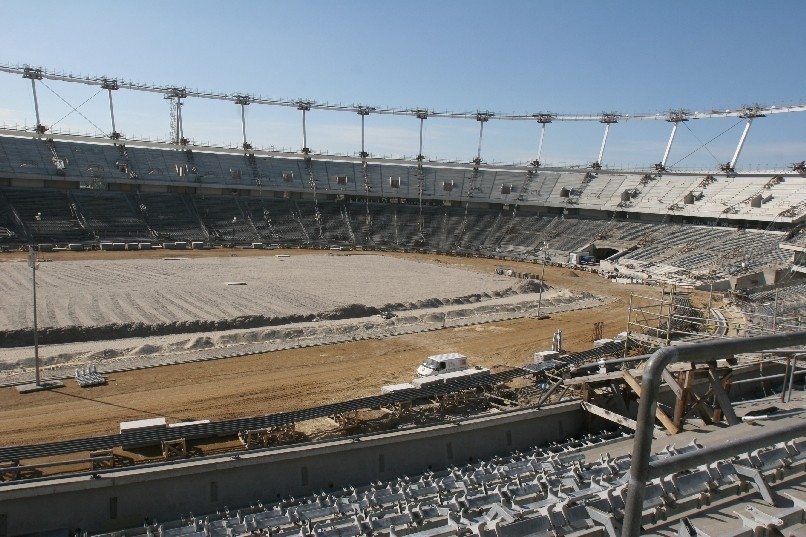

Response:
(3, 63), (805, 122)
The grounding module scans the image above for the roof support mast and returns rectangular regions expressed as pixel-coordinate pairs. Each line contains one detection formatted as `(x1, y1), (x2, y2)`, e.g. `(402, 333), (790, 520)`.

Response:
(102, 79), (120, 140)
(655, 110), (687, 172)
(235, 95), (250, 151)
(415, 109), (428, 162)
(165, 88), (188, 146)
(357, 105), (374, 159)
(297, 101), (312, 155)
(474, 112), (493, 166)
(357, 106), (375, 217)
(22, 67), (45, 135)
(414, 110), (428, 219)
(532, 113), (554, 167)
(593, 113), (619, 170)
(723, 104), (765, 173)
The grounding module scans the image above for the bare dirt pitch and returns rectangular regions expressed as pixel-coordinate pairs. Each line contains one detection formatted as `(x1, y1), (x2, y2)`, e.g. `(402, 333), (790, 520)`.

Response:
(0, 252), (523, 331)
(0, 249), (692, 447)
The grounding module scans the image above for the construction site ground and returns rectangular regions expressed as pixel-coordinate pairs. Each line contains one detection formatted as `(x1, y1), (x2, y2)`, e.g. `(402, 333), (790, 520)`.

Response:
(0, 249), (714, 451)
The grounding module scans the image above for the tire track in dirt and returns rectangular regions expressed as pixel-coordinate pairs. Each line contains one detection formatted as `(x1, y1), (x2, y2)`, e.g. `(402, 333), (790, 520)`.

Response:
(66, 296), (79, 326)
(123, 292), (162, 325)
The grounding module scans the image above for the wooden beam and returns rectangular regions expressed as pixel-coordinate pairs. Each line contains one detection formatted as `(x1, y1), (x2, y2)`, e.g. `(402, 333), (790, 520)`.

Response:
(708, 362), (741, 426)
(581, 402), (664, 439)
(623, 370), (681, 435)
(682, 386), (716, 424)
(662, 368), (683, 399)
(673, 370), (692, 428)
(563, 362), (696, 386)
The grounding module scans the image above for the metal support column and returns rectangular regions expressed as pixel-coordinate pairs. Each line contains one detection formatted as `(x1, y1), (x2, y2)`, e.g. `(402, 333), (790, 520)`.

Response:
(661, 122), (678, 169)
(28, 246), (40, 386)
(537, 123), (546, 163)
(595, 113), (619, 168)
(235, 95), (250, 150)
(177, 98), (184, 143)
(474, 112), (492, 166)
(415, 109), (428, 161)
(597, 123), (610, 166)
(31, 79), (41, 130)
(656, 110), (687, 171)
(730, 118), (753, 170)
(357, 106), (373, 159)
(532, 114), (553, 167)
(297, 100), (312, 154)
(23, 67), (45, 134)
(536, 242), (547, 318)
(102, 79), (119, 139)
(726, 105), (765, 172)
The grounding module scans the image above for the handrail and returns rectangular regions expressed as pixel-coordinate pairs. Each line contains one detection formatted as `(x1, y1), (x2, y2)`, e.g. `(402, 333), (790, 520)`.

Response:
(621, 331), (806, 537)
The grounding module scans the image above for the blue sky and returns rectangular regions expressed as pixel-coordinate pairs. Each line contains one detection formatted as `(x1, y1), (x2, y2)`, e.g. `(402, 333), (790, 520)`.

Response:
(1, 0), (805, 170)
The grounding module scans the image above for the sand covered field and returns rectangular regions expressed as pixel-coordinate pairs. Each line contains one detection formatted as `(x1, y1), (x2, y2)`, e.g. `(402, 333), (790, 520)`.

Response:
(0, 253), (519, 332)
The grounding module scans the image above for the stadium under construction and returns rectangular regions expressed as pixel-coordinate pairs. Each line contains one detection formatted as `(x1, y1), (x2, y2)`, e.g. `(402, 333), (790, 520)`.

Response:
(1, 64), (806, 536)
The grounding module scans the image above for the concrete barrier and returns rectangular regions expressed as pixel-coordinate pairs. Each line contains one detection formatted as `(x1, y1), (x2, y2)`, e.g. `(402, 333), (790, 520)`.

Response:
(0, 403), (583, 535)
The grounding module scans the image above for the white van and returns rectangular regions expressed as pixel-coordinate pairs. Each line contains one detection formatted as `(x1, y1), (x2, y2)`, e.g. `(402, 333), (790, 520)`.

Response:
(416, 352), (468, 377)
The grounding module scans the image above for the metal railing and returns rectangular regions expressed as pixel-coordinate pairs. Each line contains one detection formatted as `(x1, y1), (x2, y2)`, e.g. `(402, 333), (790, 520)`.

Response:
(621, 331), (806, 537)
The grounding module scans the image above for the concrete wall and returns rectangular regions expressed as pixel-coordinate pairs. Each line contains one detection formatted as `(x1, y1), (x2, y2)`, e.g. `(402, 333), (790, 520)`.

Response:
(0, 403), (583, 536)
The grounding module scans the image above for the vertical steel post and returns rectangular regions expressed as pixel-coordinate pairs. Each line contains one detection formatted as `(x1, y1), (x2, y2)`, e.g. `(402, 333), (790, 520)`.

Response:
(240, 103), (248, 148)
(177, 98), (184, 143)
(361, 114), (365, 156)
(536, 244), (547, 318)
(302, 108), (308, 152)
(28, 246), (40, 386)
(418, 117), (424, 159)
(476, 120), (484, 163)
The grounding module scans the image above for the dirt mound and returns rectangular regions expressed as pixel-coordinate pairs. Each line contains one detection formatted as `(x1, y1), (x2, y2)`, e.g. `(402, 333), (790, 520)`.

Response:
(132, 344), (161, 356)
(318, 304), (380, 320)
(515, 280), (546, 293)
(183, 337), (215, 350)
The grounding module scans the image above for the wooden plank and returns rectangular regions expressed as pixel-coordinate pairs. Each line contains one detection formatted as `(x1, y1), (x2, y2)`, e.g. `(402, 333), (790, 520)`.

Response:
(662, 368), (683, 398)
(564, 370), (627, 386)
(623, 371), (681, 435)
(581, 401), (638, 430)
(581, 402), (664, 439)
(708, 363), (740, 426)
(563, 362), (696, 386)
(674, 370), (692, 428)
